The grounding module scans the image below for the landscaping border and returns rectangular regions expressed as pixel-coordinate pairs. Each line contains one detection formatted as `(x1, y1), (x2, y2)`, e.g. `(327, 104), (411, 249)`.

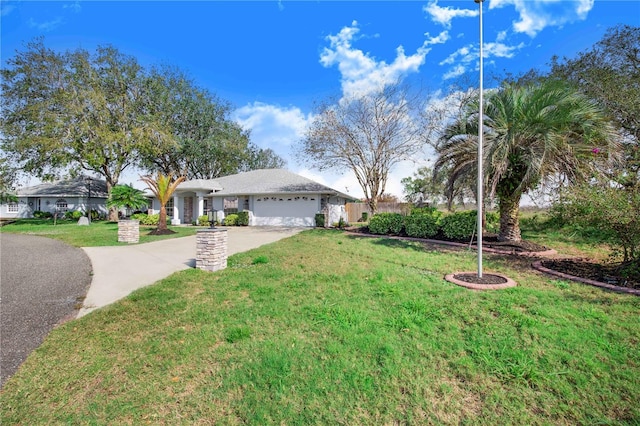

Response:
(531, 261), (640, 296)
(445, 272), (517, 290)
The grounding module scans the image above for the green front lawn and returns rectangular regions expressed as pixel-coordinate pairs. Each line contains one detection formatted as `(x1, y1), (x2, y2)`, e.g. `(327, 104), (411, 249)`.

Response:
(0, 219), (197, 247)
(1, 230), (638, 424)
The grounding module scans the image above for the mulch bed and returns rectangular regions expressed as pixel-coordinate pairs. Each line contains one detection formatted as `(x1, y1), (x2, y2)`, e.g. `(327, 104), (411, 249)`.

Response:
(147, 229), (177, 236)
(453, 273), (507, 285)
(540, 258), (639, 290)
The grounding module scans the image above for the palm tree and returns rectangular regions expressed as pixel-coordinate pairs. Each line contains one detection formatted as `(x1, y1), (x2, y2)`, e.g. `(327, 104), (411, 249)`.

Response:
(107, 184), (149, 218)
(435, 80), (620, 242)
(140, 173), (186, 233)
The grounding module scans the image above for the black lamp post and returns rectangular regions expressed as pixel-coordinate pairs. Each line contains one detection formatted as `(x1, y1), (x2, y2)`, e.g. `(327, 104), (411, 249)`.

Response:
(86, 177), (92, 225)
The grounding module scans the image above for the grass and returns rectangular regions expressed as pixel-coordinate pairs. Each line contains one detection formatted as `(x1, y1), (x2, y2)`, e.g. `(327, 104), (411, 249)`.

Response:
(519, 211), (614, 261)
(0, 219), (197, 247)
(1, 229), (638, 424)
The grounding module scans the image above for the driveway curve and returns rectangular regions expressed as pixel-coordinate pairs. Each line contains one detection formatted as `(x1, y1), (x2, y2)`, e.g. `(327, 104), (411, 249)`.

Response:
(0, 233), (92, 387)
(78, 226), (304, 317)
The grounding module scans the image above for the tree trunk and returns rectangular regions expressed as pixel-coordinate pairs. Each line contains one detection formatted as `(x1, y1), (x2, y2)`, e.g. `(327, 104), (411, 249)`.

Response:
(498, 194), (522, 242)
(158, 205), (168, 231)
(367, 197), (378, 216)
(105, 181), (119, 222)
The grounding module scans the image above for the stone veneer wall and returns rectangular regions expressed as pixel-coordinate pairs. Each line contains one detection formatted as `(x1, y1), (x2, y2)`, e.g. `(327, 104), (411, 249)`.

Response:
(196, 228), (228, 272)
(118, 220), (139, 244)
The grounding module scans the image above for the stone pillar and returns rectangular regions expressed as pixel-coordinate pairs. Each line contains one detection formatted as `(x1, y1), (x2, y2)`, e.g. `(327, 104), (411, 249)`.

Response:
(118, 220), (139, 244)
(171, 195), (181, 225)
(196, 228), (228, 272)
(197, 194), (205, 218)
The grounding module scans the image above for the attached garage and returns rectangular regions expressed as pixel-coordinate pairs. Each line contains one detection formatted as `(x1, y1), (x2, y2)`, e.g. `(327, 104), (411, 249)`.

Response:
(252, 195), (319, 227)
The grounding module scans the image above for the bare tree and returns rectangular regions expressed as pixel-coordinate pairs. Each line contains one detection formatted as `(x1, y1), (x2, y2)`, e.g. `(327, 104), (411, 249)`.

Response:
(297, 85), (427, 214)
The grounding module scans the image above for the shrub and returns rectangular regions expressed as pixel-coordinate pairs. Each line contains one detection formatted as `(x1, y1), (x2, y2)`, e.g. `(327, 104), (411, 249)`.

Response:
(485, 212), (500, 234)
(361, 212), (369, 222)
(135, 213), (159, 226)
(440, 210), (478, 240)
(315, 213), (325, 228)
(551, 184), (640, 263)
(64, 210), (83, 220)
(404, 211), (440, 238)
(224, 214), (239, 226)
(197, 215), (210, 226)
(236, 211), (249, 226)
(369, 212), (404, 235)
(90, 210), (103, 221)
(33, 210), (53, 219)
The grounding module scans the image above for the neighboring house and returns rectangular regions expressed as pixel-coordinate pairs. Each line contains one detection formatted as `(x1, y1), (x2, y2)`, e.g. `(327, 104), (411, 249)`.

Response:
(148, 169), (355, 227)
(0, 176), (109, 219)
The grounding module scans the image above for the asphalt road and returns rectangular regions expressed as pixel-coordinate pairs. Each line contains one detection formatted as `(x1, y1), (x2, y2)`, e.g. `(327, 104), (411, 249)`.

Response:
(0, 233), (92, 387)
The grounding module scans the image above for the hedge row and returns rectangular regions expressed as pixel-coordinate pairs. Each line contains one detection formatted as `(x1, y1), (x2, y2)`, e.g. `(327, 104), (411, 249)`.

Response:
(368, 210), (499, 240)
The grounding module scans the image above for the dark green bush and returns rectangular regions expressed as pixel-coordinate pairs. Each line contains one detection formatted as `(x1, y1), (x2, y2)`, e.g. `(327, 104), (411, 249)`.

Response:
(410, 206), (438, 216)
(315, 213), (325, 228)
(440, 210), (478, 240)
(369, 213), (404, 235)
(236, 211), (249, 226)
(33, 210), (53, 219)
(224, 214), (239, 226)
(551, 184), (640, 263)
(404, 211), (440, 238)
(137, 213), (159, 226)
(361, 212), (369, 222)
(485, 212), (500, 234)
(197, 215), (210, 226)
(64, 210), (83, 220)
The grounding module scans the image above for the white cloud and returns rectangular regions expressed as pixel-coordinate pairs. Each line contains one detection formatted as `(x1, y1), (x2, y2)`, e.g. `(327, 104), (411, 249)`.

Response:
(28, 17), (64, 32)
(63, 1), (81, 13)
(423, 0), (478, 29)
(1, 2), (16, 17)
(439, 37), (524, 80)
(442, 64), (467, 80)
(425, 30), (450, 45)
(320, 21), (441, 99)
(233, 102), (311, 151)
(489, 0), (594, 37)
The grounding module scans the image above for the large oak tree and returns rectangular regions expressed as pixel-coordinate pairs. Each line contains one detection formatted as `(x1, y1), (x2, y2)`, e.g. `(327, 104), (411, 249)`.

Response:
(1, 39), (173, 220)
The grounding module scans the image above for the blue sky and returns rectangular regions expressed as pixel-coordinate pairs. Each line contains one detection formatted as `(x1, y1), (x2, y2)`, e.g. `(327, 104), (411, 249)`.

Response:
(1, 0), (638, 198)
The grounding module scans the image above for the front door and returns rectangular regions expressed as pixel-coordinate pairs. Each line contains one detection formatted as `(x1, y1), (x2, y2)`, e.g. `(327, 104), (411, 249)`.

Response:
(183, 197), (193, 224)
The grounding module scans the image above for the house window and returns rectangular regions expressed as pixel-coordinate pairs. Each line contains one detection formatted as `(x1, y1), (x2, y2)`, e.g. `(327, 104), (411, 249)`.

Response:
(55, 199), (68, 211)
(203, 199), (209, 215)
(166, 198), (174, 217)
(7, 203), (18, 213)
(223, 197), (238, 215)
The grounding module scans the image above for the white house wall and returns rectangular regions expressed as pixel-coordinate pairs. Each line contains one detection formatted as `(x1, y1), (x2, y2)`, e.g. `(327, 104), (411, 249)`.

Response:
(1, 197), (107, 218)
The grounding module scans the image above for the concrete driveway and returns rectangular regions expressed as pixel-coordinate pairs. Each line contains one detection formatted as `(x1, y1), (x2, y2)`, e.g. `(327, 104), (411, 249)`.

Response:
(0, 233), (92, 387)
(78, 226), (305, 317)
(1, 226), (304, 387)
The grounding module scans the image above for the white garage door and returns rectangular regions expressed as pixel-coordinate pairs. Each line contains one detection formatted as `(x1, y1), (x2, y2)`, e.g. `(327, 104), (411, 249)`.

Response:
(253, 196), (318, 227)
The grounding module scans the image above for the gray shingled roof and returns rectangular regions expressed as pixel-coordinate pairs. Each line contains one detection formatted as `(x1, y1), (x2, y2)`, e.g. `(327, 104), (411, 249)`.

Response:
(174, 169), (354, 199)
(17, 176), (108, 198)
(210, 169), (355, 199)
(176, 179), (223, 192)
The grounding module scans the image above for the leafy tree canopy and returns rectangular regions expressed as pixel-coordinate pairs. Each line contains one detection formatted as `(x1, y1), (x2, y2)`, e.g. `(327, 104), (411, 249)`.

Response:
(549, 25), (639, 185)
(140, 66), (285, 179)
